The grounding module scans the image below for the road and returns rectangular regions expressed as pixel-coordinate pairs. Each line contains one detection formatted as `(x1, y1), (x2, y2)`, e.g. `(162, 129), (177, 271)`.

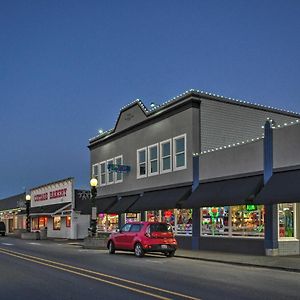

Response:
(0, 236), (299, 300)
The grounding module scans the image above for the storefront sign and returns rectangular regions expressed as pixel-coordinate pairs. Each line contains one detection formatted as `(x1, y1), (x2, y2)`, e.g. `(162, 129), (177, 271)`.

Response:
(107, 164), (130, 173)
(34, 188), (67, 202)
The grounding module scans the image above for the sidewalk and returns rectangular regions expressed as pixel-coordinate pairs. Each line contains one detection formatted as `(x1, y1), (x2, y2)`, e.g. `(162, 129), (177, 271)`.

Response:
(175, 249), (300, 273)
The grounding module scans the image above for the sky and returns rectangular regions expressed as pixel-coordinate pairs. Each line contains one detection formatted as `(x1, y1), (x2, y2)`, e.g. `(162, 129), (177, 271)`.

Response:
(1, 0), (300, 198)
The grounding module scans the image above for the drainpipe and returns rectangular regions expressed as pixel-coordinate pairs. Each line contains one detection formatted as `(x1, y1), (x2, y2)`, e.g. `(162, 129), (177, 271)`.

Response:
(264, 119), (279, 256)
(192, 155), (200, 250)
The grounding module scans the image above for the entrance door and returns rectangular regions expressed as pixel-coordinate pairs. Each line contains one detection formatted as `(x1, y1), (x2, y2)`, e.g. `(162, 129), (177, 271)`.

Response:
(8, 219), (13, 232)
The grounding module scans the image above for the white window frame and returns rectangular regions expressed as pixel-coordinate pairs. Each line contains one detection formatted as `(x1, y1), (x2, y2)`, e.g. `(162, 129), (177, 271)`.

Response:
(148, 143), (159, 176)
(160, 139), (172, 174)
(99, 161), (106, 187)
(173, 133), (187, 171)
(114, 155), (123, 183)
(92, 163), (99, 185)
(106, 158), (114, 185)
(137, 147), (147, 179)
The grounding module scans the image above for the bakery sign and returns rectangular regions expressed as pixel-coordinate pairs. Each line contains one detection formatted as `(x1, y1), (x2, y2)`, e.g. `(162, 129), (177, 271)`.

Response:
(31, 179), (73, 207)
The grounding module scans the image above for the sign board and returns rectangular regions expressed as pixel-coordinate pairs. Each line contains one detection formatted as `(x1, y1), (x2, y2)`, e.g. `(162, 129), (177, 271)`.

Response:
(31, 179), (73, 207)
(107, 164), (130, 173)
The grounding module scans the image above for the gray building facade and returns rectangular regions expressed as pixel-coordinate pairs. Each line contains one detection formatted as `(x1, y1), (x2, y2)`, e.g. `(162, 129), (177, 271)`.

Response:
(89, 90), (300, 255)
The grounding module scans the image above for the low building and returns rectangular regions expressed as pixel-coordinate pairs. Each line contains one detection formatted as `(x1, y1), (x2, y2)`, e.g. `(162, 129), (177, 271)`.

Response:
(29, 178), (90, 239)
(88, 89), (300, 256)
(0, 193), (26, 234)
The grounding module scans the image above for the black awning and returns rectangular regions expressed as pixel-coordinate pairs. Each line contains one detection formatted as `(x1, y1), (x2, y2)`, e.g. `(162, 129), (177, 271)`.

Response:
(106, 195), (140, 214)
(30, 203), (71, 215)
(95, 196), (117, 213)
(182, 175), (263, 208)
(254, 169), (300, 204)
(129, 186), (192, 212)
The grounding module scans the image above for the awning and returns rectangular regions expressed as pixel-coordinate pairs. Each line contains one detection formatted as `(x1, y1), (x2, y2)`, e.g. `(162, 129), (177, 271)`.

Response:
(30, 203), (71, 216)
(95, 196), (117, 213)
(106, 195), (140, 214)
(129, 186), (192, 212)
(254, 169), (300, 204)
(182, 175), (263, 208)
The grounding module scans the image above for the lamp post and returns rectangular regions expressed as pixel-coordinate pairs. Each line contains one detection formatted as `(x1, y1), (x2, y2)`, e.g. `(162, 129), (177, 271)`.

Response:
(90, 178), (98, 237)
(25, 194), (31, 232)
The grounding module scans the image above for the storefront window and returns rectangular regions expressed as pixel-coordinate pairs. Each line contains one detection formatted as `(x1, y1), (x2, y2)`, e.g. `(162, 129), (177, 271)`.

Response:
(53, 216), (61, 230)
(175, 209), (192, 235)
(66, 216), (71, 228)
(278, 203), (295, 238)
(146, 210), (160, 222)
(126, 213), (140, 223)
(202, 207), (229, 236)
(162, 210), (175, 231)
(231, 205), (264, 237)
(32, 217), (48, 230)
(32, 217), (39, 230)
(97, 213), (119, 232)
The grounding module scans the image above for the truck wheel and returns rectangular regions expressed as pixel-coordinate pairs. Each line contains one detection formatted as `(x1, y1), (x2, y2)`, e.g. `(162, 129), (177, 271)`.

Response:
(134, 243), (144, 257)
(108, 241), (115, 254)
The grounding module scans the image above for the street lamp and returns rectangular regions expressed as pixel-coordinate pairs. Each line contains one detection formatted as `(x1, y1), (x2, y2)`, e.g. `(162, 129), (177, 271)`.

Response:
(25, 194), (31, 232)
(90, 178), (98, 237)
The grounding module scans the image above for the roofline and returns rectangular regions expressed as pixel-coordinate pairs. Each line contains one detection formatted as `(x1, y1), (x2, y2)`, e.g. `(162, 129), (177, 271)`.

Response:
(88, 89), (300, 146)
(30, 177), (74, 192)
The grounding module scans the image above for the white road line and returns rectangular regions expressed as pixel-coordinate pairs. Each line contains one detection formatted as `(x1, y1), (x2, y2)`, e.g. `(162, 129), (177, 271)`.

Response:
(1, 243), (14, 246)
(28, 242), (41, 245)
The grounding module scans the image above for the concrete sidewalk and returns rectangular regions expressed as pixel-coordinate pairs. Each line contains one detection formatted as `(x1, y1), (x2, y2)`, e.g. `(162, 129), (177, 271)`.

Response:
(175, 249), (300, 273)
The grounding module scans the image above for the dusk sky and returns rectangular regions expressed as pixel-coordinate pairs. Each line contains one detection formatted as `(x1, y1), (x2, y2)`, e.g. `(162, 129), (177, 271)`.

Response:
(1, 0), (300, 198)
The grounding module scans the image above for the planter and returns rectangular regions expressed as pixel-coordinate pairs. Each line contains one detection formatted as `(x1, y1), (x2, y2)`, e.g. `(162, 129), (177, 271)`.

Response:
(21, 232), (40, 240)
(83, 237), (108, 249)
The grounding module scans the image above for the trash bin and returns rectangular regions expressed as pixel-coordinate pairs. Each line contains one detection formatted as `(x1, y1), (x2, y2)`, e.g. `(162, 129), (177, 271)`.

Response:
(40, 227), (47, 240)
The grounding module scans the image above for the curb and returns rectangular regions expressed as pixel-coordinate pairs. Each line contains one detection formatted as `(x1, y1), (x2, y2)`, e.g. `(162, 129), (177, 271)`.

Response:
(174, 254), (300, 273)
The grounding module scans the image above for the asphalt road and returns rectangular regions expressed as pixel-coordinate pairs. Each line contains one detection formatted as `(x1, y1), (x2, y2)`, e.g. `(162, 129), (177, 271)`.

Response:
(0, 237), (299, 300)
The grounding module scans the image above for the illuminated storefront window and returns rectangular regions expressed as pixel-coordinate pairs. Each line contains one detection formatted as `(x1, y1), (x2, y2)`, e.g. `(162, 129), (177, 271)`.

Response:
(32, 217), (48, 230)
(201, 205), (264, 237)
(146, 210), (160, 222)
(202, 207), (229, 236)
(126, 213), (140, 223)
(97, 213), (119, 232)
(176, 209), (192, 235)
(66, 216), (71, 228)
(231, 205), (264, 237)
(278, 203), (295, 238)
(53, 216), (61, 230)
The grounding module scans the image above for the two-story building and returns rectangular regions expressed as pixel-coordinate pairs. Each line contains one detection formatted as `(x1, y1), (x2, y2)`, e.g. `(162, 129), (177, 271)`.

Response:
(88, 89), (300, 255)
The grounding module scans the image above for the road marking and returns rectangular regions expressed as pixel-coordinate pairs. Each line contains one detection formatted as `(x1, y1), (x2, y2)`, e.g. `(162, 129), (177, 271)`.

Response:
(28, 242), (41, 245)
(1, 243), (13, 246)
(0, 247), (201, 300)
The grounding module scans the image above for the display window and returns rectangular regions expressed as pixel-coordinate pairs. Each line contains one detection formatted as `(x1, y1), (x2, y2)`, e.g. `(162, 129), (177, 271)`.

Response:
(201, 205), (264, 237)
(278, 203), (295, 238)
(126, 213), (140, 223)
(66, 216), (71, 228)
(202, 207), (229, 236)
(32, 216), (48, 230)
(162, 210), (175, 226)
(175, 209), (192, 235)
(146, 210), (161, 222)
(97, 213), (119, 232)
(53, 216), (61, 230)
(231, 205), (264, 237)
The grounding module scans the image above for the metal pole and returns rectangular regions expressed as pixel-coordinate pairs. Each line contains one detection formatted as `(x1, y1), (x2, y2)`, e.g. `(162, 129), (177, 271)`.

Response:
(26, 200), (30, 232)
(91, 186), (97, 237)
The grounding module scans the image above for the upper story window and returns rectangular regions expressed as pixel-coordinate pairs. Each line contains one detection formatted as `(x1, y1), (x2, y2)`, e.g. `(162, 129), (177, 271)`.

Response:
(137, 147), (147, 179)
(107, 158), (114, 184)
(148, 143), (159, 176)
(99, 161), (106, 186)
(115, 155), (123, 183)
(173, 134), (186, 171)
(160, 139), (172, 174)
(92, 164), (99, 183)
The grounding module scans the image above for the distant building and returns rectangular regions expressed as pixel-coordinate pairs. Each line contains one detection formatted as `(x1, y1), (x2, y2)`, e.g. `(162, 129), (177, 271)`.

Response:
(88, 89), (300, 255)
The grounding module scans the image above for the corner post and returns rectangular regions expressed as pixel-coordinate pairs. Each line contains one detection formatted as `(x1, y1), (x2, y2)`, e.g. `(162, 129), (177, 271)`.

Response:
(192, 155), (200, 250)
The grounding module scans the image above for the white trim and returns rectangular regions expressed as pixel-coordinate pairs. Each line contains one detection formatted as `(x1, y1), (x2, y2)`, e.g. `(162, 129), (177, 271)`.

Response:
(137, 147), (147, 179)
(106, 158), (114, 185)
(148, 143), (159, 176)
(160, 139), (172, 174)
(99, 161), (107, 187)
(173, 133), (187, 171)
(114, 155), (123, 183)
(92, 163), (99, 185)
